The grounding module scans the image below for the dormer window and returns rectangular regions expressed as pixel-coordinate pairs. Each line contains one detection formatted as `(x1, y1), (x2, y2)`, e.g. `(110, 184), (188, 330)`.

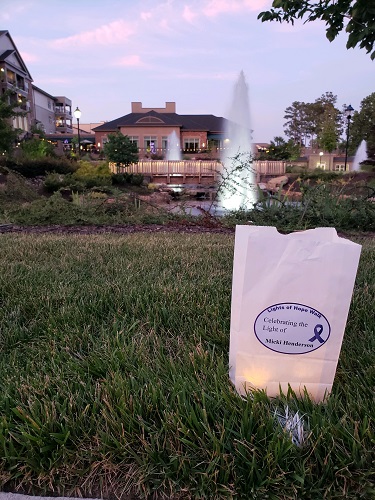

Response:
(136, 116), (164, 124)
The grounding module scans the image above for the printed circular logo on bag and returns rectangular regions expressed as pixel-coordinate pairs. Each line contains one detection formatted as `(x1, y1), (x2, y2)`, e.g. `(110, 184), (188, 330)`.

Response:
(254, 302), (331, 354)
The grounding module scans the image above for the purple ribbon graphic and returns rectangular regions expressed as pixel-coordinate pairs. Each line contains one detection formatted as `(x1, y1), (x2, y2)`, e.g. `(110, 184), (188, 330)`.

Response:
(309, 324), (324, 344)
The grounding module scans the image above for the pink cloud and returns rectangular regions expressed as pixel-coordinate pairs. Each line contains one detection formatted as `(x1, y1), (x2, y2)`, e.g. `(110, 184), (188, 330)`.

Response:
(113, 55), (145, 67)
(159, 18), (171, 31)
(163, 70), (237, 80)
(183, 5), (197, 23)
(243, 0), (270, 10)
(38, 77), (71, 85)
(20, 51), (38, 63)
(202, 0), (269, 17)
(140, 11), (152, 21)
(52, 20), (135, 48)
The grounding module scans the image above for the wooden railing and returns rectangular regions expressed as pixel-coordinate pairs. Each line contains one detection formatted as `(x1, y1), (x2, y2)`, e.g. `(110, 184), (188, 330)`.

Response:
(255, 161), (286, 175)
(109, 160), (285, 182)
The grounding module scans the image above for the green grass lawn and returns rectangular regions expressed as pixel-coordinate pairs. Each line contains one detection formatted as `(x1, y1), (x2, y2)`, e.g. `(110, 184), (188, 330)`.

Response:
(0, 232), (374, 499)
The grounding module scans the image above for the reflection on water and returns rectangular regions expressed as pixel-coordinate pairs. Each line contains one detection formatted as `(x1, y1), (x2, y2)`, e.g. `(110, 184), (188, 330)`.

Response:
(168, 198), (301, 216)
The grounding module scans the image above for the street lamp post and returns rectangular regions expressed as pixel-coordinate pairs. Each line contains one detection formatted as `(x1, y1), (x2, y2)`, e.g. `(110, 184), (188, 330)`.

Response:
(344, 104), (354, 171)
(73, 106), (81, 156)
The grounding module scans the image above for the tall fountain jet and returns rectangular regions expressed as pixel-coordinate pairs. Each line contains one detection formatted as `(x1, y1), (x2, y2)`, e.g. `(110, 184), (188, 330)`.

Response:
(352, 140), (367, 171)
(219, 71), (257, 210)
(166, 130), (181, 161)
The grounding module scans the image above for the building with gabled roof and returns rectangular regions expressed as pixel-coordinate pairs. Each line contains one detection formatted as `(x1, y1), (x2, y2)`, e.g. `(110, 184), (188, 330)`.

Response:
(0, 29), (33, 135)
(93, 101), (229, 159)
(0, 30), (73, 140)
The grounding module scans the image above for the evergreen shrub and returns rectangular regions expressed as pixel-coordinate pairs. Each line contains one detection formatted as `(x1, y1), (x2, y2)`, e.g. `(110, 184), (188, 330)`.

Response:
(72, 161), (112, 188)
(6, 158), (77, 177)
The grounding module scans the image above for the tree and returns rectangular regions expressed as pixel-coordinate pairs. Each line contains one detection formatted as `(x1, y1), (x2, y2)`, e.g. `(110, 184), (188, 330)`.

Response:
(103, 132), (138, 166)
(0, 89), (25, 155)
(284, 101), (310, 144)
(349, 92), (375, 158)
(284, 101), (321, 146)
(314, 92), (342, 151)
(19, 137), (55, 159)
(318, 112), (339, 152)
(284, 92), (342, 150)
(258, 1), (375, 60)
(259, 136), (301, 160)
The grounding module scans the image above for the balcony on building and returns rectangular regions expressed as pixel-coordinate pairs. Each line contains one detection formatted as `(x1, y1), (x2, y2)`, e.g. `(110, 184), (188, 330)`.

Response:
(0, 67), (29, 97)
(54, 96), (73, 133)
(55, 117), (73, 133)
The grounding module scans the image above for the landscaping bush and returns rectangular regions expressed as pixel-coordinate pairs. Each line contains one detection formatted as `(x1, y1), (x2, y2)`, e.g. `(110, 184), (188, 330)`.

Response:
(244, 181), (375, 232)
(130, 173), (144, 186)
(111, 172), (133, 185)
(45, 172), (108, 194)
(64, 180), (86, 193)
(43, 172), (72, 193)
(111, 172), (144, 186)
(18, 137), (56, 160)
(361, 162), (375, 172)
(90, 185), (115, 195)
(7, 192), (92, 225)
(6, 157), (77, 177)
(5, 190), (173, 226)
(0, 168), (39, 209)
(285, 164), (308, 174)
(300, 169), (340, 182)
(5, 192), (124, 226)
(72, 160), (112, 188)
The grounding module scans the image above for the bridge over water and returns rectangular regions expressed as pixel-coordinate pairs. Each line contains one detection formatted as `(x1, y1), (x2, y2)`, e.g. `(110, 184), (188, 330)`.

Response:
(109, 160), (286, 185)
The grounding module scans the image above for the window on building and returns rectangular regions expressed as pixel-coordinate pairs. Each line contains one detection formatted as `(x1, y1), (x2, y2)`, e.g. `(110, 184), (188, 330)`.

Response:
(16, 75), (25, 90)
(144, 136), (157, 153)
(129, 136), (139, 148)
(6, 70), (16, 85)
(335, 164), (346, 171)
(162, 136), (168, 151)
(184, 138), (199, 151)
(22, 116), (29, 132)
(316, 162), (326, 170)
(208, 139), (221, 152)
(136, 116), (164, 124)
(12, 115), (28, 131)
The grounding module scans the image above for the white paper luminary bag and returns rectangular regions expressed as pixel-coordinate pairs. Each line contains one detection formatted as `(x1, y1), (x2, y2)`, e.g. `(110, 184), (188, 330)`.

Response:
(229, 225), (361, 402)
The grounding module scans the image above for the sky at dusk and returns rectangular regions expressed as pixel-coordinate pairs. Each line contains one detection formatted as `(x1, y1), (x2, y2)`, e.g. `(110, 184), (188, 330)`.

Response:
(2, 0), (374, 142)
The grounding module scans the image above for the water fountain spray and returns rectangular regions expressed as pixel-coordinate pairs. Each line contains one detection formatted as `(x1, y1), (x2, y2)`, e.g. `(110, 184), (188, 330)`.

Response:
(166, 130), (181, 161)
(219, 71), (257, 210)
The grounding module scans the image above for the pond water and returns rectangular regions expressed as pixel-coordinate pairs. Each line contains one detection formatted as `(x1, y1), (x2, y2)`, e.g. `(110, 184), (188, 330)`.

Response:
(168, 198), (302, 216)
(169, 200), (222, 216)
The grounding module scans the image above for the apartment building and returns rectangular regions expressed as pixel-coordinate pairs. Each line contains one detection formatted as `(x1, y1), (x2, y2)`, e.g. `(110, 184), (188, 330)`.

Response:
(0, 30), (72, 137)
(0, 30), (33, 136)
